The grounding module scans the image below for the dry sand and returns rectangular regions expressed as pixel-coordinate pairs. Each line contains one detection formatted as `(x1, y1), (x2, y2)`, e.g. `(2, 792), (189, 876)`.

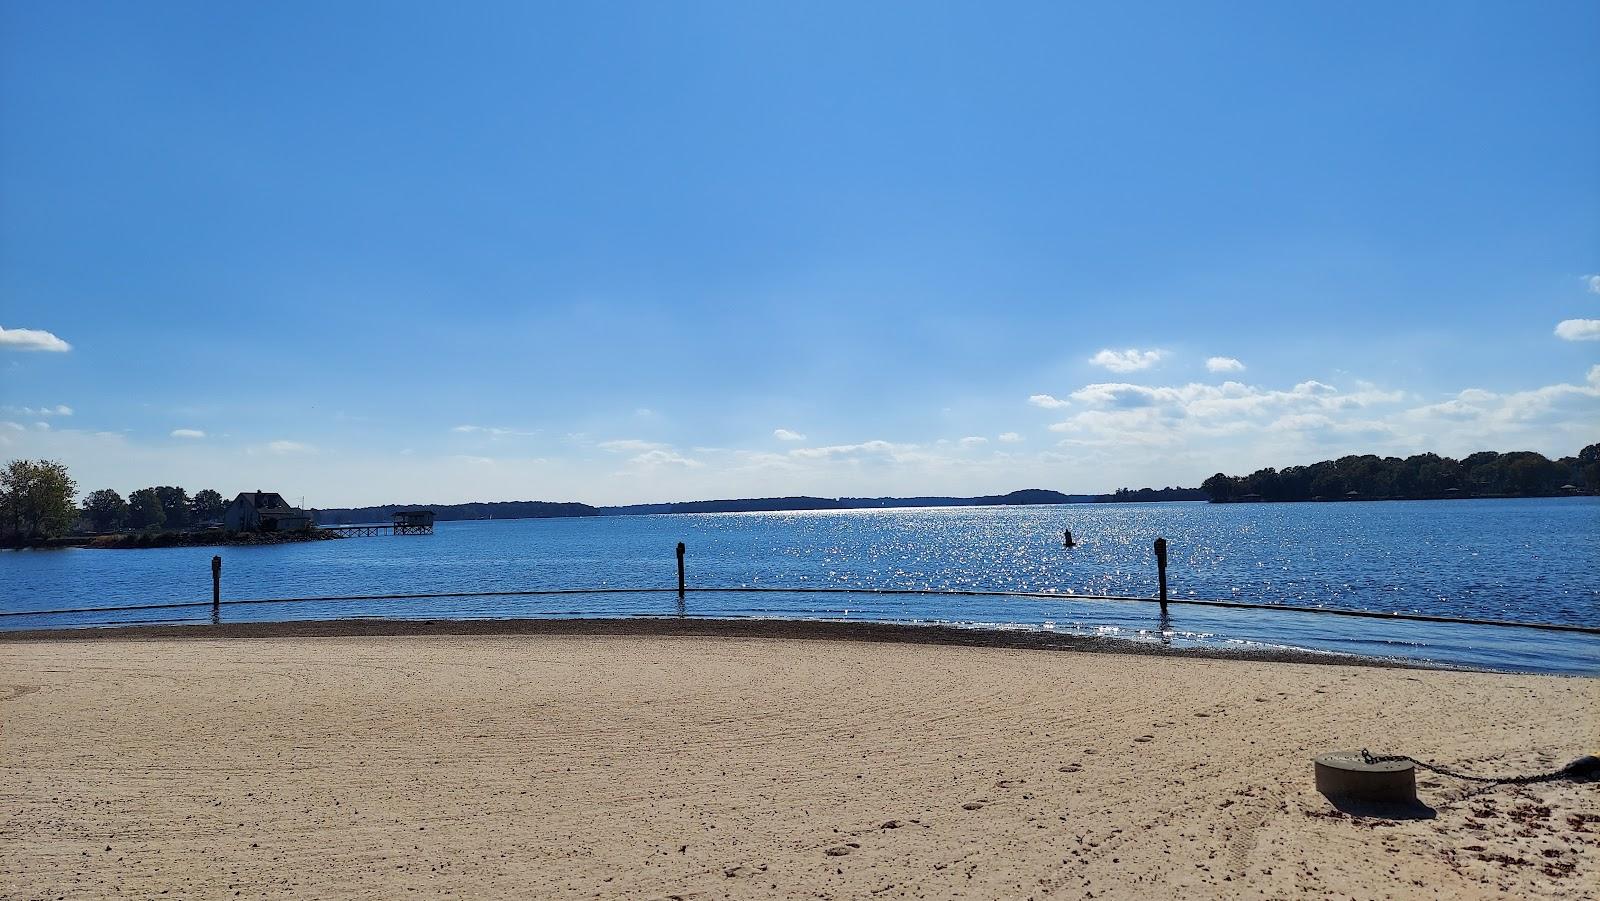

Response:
(2, 621), (1596, 899)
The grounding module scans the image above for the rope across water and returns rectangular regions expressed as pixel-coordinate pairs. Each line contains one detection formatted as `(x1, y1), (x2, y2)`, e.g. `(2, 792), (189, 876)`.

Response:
(1, 584), (1596, 635)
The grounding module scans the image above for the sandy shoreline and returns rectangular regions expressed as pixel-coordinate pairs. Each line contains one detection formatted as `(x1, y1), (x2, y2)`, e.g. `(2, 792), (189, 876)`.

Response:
(2, 628), (1595, 899)
(0, 616), (1430, 670)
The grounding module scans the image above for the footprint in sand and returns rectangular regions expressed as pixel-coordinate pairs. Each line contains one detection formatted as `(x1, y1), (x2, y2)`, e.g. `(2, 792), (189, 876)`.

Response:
(824, 843), (860, 857)
(962, 801), (988, 811)
(1058, 764), (1082, 773)
(1134, 735), (1154, 743)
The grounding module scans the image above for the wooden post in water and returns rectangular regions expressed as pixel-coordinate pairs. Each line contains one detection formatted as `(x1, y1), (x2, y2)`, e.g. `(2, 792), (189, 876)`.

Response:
(211, 555), (222, 616)
(1153, 538), (1168, 612)
(676, 542), (686, 600)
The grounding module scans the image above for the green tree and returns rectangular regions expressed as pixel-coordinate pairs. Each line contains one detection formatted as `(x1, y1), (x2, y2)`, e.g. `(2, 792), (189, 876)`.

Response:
(0, 459), (78, 539)
(127, 488), (166, 531)
(1243, 467), (1281, 500)
(82, 488), (129, 532)
(153, 486), (191, 529)
(1200, 473), (1236, 502)
(1506, 453), (1562, 493)
(1309, 469), (1346, 498)
(189, 489), (226, 524)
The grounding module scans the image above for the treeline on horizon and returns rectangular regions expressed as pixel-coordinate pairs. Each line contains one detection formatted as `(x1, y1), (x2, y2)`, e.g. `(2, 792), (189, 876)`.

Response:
(310, 487), (1207, 524)
(8, 445), (1592, 542)
(3, 462), (1204, 540)
(79, 485), (229, 533)
(0, 463), (234, 542)
(1200, 445), (1600, 503)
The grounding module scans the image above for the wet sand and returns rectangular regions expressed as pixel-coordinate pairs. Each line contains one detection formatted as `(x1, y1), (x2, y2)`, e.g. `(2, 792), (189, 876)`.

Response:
(2, 620), (1595, 898)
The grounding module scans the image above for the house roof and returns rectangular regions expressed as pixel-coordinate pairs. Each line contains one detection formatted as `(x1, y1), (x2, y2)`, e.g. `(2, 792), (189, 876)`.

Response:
(233, 491), (293, 510)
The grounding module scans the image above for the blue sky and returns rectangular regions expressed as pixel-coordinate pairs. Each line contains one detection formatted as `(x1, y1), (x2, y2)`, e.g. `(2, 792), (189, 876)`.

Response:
(2, 1), (1597, 506)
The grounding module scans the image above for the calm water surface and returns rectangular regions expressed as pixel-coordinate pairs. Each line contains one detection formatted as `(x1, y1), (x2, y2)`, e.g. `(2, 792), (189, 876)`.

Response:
(4, 499), (1596, 673)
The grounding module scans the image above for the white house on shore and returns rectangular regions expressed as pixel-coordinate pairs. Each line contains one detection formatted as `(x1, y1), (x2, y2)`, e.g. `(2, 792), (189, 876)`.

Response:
(223, 491), (313, 533)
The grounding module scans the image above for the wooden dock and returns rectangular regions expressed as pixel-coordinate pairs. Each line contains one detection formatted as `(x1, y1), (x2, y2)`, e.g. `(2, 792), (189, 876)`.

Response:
(321, 523), (433, 537)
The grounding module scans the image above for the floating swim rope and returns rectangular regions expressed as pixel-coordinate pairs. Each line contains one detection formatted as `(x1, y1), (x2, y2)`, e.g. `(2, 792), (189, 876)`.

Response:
(1359, 749), (1600, 785)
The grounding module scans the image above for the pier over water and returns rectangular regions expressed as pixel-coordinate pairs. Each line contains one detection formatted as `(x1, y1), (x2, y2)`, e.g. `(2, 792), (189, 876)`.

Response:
(321, 510), (434, 537)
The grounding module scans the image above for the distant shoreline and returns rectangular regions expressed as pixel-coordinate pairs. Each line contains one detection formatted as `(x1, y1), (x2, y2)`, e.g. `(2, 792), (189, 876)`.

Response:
(7, 492), (1591, 550)
(310, 487), (1208, 526)
(309, 490), (1592, 528)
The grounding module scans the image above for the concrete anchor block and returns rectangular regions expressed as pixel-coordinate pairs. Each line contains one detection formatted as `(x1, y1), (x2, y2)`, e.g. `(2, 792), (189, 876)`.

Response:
(1314, 749), (1417, 803)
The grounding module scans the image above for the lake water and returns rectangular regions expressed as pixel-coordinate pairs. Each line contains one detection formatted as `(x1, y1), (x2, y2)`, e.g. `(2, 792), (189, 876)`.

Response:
(3, 498), (1596, 673)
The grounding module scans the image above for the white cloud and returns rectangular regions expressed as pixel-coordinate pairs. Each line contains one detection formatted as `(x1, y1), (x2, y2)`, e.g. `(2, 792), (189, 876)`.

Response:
(1205, 356), (1245, 373)
(595, 438), (702, 469)
(997, 432), (1024, 443)
(1089, 348), (1165, 373)
(773, 428), (807, 442)
(267, 440), (312, 454)
(170, 429), (206, 439)
(1585, 274), (1600, 294)
(1028, 394), (1070, 409)
(1406, 376), (1600, 427)
(1554, 319), (1600, 341)
(958, 436), (988, 447)
(1037, 364), (1598, 471)
(3, 404), (72, 417)
(599, 438), (667, 453)
(1265, 413), (1333, 432)
(627, 449), (702, 468)
(0, 325), (71, 352)
(788, 440), (904, 460)
(1048, 377), (1410, 449)
(452, 424), (537, 437)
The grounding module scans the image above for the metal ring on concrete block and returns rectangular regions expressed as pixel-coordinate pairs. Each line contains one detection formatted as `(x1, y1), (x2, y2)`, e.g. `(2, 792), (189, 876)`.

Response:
(1314, 750), (1417, 803)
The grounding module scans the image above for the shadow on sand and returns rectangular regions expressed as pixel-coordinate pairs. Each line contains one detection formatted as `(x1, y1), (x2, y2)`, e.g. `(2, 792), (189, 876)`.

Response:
(1324, 795), (1438, 821)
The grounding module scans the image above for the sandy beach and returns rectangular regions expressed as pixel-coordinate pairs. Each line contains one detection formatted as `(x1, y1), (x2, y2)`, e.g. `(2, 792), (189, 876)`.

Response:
(2, 620), (1595, 899)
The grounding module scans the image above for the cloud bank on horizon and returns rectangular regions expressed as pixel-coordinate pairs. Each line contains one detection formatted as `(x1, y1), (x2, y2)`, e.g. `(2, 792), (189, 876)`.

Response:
(6, 351), (1596, 506)
(0, 2), (1595, 505)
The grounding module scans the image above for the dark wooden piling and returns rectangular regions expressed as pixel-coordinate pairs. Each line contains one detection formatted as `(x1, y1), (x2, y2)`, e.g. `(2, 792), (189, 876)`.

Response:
(676, 542), (686, 599)
(211, 555), (222, 616)
(1153, 538), (1168, 612)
